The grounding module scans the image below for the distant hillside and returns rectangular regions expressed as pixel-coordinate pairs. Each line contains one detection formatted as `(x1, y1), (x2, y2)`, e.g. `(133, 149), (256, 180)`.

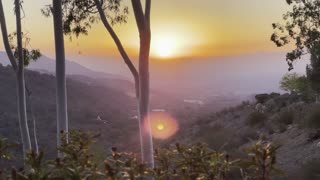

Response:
(62, 52), (310, 99)
(1, 51), (309, 100)
(0, 63), (220, 161)
(0, 63), (139, 160)
(0, 51), (124, 80)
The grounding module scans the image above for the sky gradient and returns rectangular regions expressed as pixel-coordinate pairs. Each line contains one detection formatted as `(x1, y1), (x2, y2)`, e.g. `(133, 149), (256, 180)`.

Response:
(0, 0), (290, 60)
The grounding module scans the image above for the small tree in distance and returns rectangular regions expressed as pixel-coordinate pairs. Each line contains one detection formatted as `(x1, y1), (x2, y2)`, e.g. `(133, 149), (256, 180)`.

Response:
(280, 73), (309, 94)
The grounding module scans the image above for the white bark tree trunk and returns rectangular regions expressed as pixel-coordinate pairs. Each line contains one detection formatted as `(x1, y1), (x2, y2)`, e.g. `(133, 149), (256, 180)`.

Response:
(27, 94), (39, 153)
(15, 0), (32, 156)
(0, 0), (17, 71)
(138, 33), (154, 167)
(52, 0), (69, 154)
(132, 0), (154, 167)
(94, 0), (154, 167)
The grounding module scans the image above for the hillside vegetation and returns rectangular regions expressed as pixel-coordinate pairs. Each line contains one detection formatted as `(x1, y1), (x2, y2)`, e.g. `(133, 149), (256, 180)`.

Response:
(174, 92), (320, 179)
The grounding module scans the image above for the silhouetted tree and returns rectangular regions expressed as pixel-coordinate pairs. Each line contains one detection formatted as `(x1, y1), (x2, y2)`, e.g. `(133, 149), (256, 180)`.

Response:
(52, 0), (69, 155)
(271, 0), (320, 92)
(42, 0), (154, 167)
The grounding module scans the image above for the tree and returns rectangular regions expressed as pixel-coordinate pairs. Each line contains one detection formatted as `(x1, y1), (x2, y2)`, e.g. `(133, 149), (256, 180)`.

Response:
(0, 0), (41, 159)
(42, 0), (154, 167)
(271, 0), (320, 93)
(9, 32), (41, 154)
(280, 73), (309, 93)
(52, 0), (69, 155)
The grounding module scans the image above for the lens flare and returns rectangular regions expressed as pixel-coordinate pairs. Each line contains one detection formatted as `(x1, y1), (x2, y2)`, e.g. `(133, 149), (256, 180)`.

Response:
(144, 112), (179, 140)
(157, 124), (165, 131)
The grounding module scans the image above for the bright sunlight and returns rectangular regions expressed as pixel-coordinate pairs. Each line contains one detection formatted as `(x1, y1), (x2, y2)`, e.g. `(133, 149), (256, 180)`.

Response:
(152, 36), (178, 58)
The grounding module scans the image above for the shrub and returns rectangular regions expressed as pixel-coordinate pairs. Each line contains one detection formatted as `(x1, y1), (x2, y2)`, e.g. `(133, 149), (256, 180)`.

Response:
(278, 110), (294, 125)
(0, 131), (283, 180)
(305, 106), (320, 129)
(246, 111), (268, 127)
(288, 159), (320, 180)
(0, 137), (16, 161)
(197, 124), (243, 151)
(280, 73), (309, 94)
(240, 139), (282, 180)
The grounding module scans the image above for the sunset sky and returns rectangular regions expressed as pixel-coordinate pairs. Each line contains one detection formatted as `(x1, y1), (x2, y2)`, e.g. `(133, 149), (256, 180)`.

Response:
(0, 0), (290, 60)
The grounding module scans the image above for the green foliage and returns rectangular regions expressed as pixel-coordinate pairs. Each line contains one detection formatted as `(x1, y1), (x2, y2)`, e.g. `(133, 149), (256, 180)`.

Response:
(8, 32), (41, 67)
(103, 148), (153, 179)
(12, 151), (51, 180)
(246, 111), (268, 127)
(0, 131), (283, 180)
(306, 46), (320, 93)
(240, 139), (282, 180)
(153, 143), (236, 180)
(280, 73), (309, 94)
(49, 130), (103, 179)
(41, 0), (128, 37)
(0, 137), (16, 161)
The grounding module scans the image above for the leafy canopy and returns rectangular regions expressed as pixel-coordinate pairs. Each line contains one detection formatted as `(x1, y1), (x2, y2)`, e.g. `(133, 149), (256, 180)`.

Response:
(271, 0), (320, 70)
(41, 0), (128, 37)
(8, 32), (41, 66)
(280, 73), (310, 94)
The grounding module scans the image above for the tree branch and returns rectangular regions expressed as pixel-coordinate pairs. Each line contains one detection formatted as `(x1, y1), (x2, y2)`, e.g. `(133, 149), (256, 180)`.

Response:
(0, 0), (18, 71)
(131, 0), (148, 34)
(145, 0), (151, 25)
(94, 0), (140, 98)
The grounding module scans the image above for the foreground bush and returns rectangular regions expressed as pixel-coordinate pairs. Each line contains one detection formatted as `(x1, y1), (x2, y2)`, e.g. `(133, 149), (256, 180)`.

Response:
(246, 111), (268, 127)
(288, 159), (320, 180)
(305, 106), (320, 129)
(0, 131), (282, 180)
(277, 110), (294, 125)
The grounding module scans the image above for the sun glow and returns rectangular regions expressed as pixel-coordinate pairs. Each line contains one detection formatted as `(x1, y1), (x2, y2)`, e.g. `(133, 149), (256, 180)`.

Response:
(144, 112), (179, 140)
(153, 37), (177, 58)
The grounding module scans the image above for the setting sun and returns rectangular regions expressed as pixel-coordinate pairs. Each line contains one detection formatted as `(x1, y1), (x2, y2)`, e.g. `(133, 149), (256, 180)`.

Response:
(152, 37), (177, 58)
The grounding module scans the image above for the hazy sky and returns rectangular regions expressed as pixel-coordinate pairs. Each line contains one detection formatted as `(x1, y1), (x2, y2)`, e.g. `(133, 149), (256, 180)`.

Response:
(0, 0), (290, 60)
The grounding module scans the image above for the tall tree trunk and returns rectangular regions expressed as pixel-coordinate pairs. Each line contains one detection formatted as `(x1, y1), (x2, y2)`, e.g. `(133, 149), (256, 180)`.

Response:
(27, 95), (39, 153)
(130, 0), (154, 167)
(95, 0), (154, 167)
(138, 29), (154, 167)
(52, 0), (68, 154)
(0, 0), (17, 71)
(15, 0), (32, 156)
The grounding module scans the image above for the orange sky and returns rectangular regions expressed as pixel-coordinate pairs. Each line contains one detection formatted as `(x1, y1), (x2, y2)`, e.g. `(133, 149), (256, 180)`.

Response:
(0, 0), (291, 60)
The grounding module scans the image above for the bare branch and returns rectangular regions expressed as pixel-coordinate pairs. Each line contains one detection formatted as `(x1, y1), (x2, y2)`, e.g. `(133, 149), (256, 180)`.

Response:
(94, 0), (140, 98)
(131, 0), (147, 33)
(145, 0), (151, 25)
(0, 0), (18, 71)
